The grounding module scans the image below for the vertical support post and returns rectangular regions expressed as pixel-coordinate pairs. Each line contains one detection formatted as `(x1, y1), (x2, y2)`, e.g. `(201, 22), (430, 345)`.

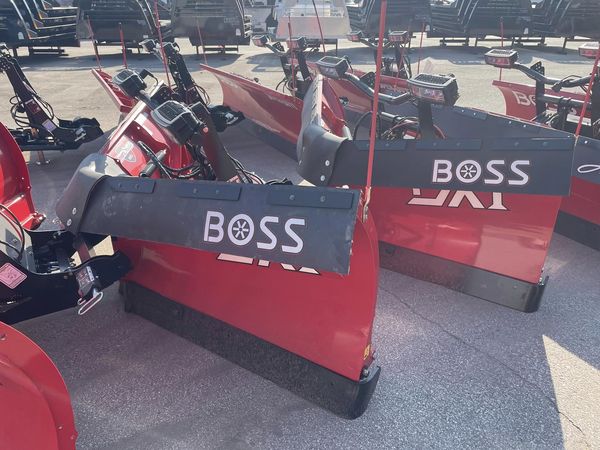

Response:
(196, 18), (208, 64)
(118, 22), (128, 68)
(86, 17), (102, 69)
(575, 42), (600, 137)
(363, 0), (387, 222)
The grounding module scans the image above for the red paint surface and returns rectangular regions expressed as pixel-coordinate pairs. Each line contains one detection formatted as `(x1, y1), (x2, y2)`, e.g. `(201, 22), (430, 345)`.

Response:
(202, 65), (347, 139)
(0, 321), (77, 449)
(370, 188), (560, 283)
(92, 68), (136, 115)
(0, 122), (41, 229)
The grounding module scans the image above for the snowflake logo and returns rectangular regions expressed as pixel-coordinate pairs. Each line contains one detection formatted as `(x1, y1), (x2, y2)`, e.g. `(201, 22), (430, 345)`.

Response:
(231, 219), (250, 240)
(459, 163), (478, 179)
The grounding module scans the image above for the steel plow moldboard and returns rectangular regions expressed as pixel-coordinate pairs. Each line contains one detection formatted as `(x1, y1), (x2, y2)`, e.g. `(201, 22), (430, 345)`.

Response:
(74, 177), (360, 275)
(352, 137), (575, 195)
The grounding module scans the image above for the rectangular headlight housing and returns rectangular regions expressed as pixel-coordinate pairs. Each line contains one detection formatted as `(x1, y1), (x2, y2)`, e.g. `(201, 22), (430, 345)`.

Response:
(315, 56), (350, 80)
(484, 49), (518, 68)
(408, 73), (459, 106)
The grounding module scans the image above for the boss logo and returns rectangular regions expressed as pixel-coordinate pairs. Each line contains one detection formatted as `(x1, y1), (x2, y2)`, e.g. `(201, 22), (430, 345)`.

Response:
(432, 159), (530, 186)
(512, 91), (579, 115)
(512, 91), (537, 107)
(204, 211), (305, 254)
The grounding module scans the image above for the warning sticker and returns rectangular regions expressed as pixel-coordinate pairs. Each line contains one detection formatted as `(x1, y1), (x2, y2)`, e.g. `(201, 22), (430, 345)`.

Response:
(0, 263), (27, 289)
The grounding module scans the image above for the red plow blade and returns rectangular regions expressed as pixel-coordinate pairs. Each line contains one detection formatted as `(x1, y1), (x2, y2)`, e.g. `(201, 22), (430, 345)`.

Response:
(0, 122), (43, 229)
(87, 98), (382, 418)
(0, 322), (77, 449)
(492, 79), (600, 251)
(92, 68), (136, 116)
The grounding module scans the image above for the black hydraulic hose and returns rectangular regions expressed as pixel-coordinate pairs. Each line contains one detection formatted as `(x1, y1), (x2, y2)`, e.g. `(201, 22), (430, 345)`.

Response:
(514, 63), (596, 89)
(539, 94), (585, 110)
(554, 75), (593, 91)
(140, 149), (167, 177)
(514, 63), (562, 85)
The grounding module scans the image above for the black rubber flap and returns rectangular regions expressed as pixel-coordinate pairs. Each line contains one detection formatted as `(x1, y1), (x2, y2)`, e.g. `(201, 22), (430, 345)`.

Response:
(56, 153), (126, 231)
(63, 177), (360, 275)
(572, 137), (600, 185)
(346, 136), (574, 195)
(298, 75), (575, 196)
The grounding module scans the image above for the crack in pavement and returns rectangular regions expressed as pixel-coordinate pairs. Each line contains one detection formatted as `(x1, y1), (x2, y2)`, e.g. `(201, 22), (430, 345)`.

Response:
(378, 285), (592, 448)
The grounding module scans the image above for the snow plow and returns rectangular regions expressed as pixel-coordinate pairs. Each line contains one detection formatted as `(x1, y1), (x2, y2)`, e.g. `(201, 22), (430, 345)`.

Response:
(170, 0), (251, 49)
(0, 121), (76, 448)
(0, 321), (77, 450)
(0, 43), (103, 153)
(0, 63), (383, 419)
(204, 52), (576, 312)
(486, 47), (600, 251)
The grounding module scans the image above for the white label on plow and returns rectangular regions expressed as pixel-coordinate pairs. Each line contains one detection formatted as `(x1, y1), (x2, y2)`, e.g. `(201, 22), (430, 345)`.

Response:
(0, 263), (27, 289)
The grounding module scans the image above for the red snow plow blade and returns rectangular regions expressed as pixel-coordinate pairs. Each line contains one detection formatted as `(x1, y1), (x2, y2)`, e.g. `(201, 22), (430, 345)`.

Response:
(493, 80), (588, 120)
(202, 64), (347, 159)
(92, 68), (136, 116)
(492, 79), (600, 251)
(208, 65), (575, 312)
(0, 123), (44, 229)
(0, 321), (77, 449)
(73, 83), (381, 418)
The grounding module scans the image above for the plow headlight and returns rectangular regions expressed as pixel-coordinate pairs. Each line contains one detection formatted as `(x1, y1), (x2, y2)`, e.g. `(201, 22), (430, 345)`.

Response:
(140, 38), (157, 52)
(112, 68), (147, 98)
(315, 56), (350, 80)
(347, 30), (363, 42)
(252, 34), (269, 47)
(162, 42), (179, 57)
(408, 73), (459, 106)
(484, 49), (518, 68)
(388, 30), (410, 44)
(151, 100), (202, 146)
(579, 42), (599, 59)
(287, 37), (308, 51)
